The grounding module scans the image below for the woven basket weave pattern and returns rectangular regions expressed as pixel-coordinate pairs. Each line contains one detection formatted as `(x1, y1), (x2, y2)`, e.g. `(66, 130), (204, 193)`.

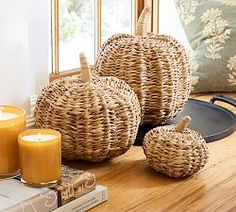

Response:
(34, 73), (141, 162)
(143, 125), (209, 178)
(95, 34), (191, 124)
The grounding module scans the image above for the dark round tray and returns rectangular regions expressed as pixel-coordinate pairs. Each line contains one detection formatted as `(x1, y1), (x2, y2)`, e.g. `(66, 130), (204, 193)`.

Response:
(134, 95), (236, 146)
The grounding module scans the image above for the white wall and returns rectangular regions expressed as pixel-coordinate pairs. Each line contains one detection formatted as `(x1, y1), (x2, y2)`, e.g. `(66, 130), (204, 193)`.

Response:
(29, 0), (50, 95)
(0, 0), (49, 113)
(159, 0), (190, 49)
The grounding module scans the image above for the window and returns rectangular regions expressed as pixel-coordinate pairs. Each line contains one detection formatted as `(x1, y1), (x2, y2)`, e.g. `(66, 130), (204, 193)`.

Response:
(51, 0), (159, 78)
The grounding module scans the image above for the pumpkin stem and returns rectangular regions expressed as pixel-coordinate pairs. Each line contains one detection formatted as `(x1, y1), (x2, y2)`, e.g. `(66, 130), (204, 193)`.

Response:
(136, 6), (151, 36)
(79, 52), (92, 82)
(175, 116), (191, 133)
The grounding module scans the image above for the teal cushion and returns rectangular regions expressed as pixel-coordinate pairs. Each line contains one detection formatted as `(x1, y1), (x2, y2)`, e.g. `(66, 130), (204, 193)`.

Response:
(175, 0), (236, 92)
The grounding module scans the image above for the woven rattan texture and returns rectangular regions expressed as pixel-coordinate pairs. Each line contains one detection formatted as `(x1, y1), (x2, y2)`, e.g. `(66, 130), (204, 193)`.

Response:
(143, 126), (209, 178)
(34, 73), (141, 162)
(95, 34), (191, 124)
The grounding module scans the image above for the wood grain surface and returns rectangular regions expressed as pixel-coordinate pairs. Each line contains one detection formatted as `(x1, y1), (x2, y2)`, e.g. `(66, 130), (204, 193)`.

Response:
(64, 93), (236, 212)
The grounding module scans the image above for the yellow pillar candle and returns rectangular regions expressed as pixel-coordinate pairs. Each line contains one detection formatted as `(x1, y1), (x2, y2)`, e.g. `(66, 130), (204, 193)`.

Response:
(18, 129), (61, 187)
(0, 105), (26, 179)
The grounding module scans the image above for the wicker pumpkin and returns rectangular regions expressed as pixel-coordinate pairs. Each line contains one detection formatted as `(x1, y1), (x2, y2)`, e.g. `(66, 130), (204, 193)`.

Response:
(143, 116), (210, 178)
(34, 53), (141, 162)
(95, 6), (191, 124)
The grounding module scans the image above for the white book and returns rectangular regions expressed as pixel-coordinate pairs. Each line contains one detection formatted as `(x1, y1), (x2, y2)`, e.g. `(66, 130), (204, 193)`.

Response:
(0, 179), (58, 212)
(54, 185), (108, 212)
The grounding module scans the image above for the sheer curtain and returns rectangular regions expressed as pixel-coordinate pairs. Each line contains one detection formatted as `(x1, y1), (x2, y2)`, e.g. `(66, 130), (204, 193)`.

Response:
(0, 0), (49, 114)
(159, 0), (189, 49)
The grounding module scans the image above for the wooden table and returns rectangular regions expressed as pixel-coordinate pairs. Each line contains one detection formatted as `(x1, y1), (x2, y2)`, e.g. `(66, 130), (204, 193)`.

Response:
(65, 93), (236, 212)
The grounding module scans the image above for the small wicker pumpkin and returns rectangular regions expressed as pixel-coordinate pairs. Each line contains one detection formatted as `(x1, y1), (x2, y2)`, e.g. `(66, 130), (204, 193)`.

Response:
(143, 116), (210, 178)
(95, 6), (191, 124)
(34, 53), (141, 162)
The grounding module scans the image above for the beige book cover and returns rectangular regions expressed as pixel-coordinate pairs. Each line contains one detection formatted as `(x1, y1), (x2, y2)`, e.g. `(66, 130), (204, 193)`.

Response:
(0, 166), (96, 212)
(0, 179), (58, 212)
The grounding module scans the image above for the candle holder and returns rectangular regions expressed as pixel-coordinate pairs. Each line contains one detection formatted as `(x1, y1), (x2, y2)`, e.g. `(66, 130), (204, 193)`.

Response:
(18, 129), (61, 187)
(0, 105), (26, 179)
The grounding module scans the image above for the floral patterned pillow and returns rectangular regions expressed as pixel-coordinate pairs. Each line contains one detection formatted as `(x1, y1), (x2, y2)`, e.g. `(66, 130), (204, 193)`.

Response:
(175, 0), (236, 93)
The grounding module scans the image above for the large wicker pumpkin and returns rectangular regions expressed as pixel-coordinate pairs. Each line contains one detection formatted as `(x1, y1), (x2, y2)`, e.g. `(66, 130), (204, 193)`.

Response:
(34, 53), (141, 162)
(95, 6), (191, 124)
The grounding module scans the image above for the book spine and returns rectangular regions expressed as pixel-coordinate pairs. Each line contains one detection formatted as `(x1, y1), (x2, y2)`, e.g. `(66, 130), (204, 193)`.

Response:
(54, 186), (108, 212)
(55, 167), (96, 206)
(56, 174), (96, 206)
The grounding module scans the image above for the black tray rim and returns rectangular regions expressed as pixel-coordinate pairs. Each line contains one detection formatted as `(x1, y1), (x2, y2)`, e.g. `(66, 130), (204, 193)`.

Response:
(187, 98), (236, 142)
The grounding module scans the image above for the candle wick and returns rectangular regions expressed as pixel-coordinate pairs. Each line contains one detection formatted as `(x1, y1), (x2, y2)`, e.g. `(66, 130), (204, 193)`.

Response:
(37, 133), (42, 142)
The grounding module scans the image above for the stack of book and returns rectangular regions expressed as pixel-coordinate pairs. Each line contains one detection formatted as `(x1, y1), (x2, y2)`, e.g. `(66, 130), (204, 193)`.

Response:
(0, 166), (108, 212)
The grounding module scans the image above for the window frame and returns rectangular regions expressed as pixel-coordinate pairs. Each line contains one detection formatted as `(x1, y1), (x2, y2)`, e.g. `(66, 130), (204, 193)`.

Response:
(50, 0), (159, 81)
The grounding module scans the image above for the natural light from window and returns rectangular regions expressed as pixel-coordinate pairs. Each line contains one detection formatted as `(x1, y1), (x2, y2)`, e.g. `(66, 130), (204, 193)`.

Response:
(101, 0), (132, 43)
(58, 0), (133, 72)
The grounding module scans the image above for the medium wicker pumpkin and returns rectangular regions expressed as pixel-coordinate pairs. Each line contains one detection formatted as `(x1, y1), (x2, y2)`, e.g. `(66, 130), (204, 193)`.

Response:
(143, 116), (210, 178)
(95, 6), (191, 124)
(34, 53), (141, 162)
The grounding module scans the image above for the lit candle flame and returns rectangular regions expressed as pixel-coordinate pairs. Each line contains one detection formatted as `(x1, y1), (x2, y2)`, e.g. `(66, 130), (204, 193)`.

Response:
(37, 133), (42, 141)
